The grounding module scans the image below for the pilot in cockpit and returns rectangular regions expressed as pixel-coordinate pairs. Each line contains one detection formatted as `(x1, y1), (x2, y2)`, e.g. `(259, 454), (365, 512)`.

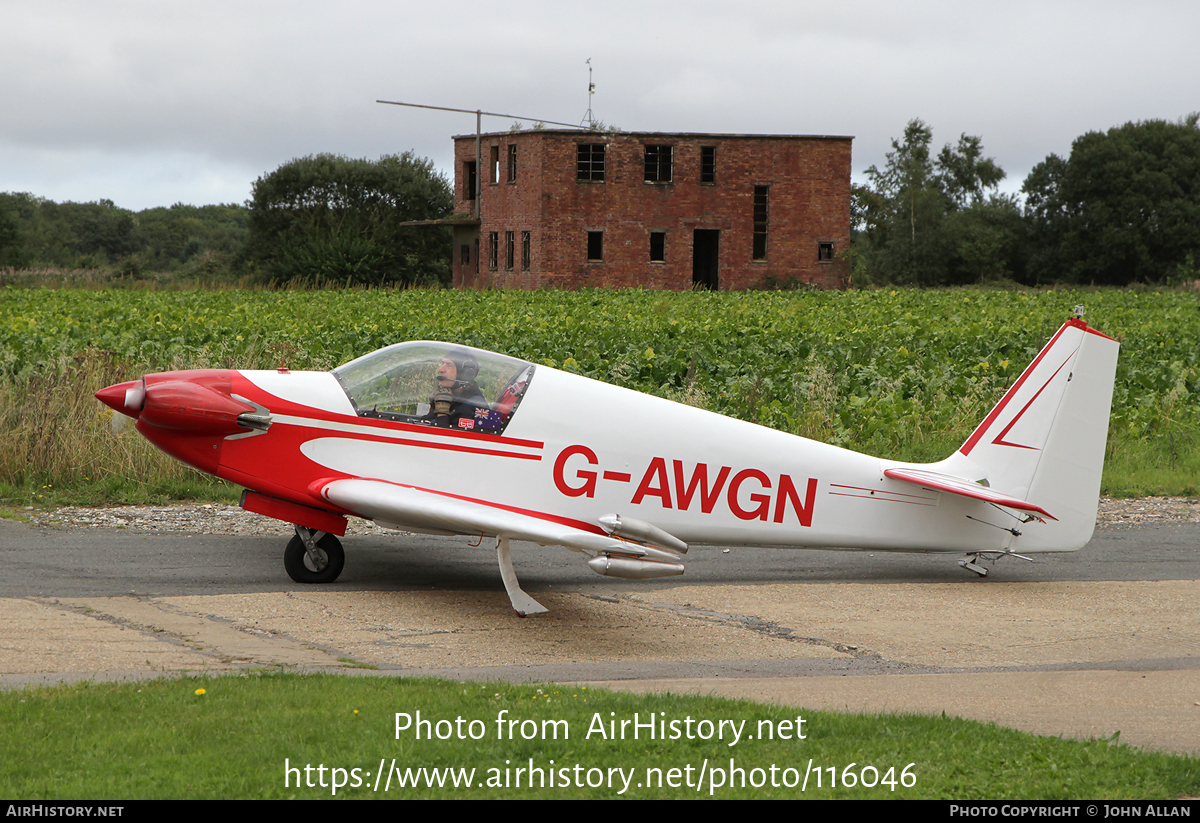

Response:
(426, 348), (488, 429)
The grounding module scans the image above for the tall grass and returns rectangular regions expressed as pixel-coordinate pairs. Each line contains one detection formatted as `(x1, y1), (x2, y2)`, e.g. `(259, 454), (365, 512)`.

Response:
(0, 266), (256, 291)
(0, 350), (238, 506)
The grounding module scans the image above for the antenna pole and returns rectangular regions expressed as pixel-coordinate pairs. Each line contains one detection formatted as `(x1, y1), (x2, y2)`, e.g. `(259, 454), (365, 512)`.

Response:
(475, 110), (481, 219)
(581, 59), (596, 129)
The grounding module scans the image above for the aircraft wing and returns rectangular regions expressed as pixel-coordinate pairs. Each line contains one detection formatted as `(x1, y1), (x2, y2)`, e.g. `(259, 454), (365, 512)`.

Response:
(883, 468), (1056, 521)
(319, 478), (685, 561)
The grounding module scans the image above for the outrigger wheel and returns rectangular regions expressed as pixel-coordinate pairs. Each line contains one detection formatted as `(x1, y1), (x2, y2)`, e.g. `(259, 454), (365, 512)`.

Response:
(284, 525), (345, 584)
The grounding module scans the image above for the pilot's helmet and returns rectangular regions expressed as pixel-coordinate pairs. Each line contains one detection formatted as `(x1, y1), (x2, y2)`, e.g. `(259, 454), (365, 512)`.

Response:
(445, 348), (479, 385)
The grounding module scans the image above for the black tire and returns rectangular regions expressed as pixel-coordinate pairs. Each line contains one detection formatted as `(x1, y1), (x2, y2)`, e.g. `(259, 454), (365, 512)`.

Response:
(284, 532), (345, 584)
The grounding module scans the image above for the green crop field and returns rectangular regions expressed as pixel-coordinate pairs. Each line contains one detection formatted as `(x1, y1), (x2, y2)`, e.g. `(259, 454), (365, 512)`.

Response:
(1, 285), (1197, 505)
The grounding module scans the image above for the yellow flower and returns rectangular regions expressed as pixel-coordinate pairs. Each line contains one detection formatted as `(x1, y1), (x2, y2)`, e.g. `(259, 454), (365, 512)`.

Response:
(194, 688), (206, 696)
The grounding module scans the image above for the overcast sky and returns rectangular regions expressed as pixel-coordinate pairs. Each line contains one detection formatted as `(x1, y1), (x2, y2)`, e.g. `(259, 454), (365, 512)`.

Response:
(2, 0), (1196, 211)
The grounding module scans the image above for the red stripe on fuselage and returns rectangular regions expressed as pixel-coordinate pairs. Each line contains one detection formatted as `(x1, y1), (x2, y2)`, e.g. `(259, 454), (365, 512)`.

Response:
(829, 483), (939, 506)
(830, 483), (936, 501)
(289, 424), (543, 461)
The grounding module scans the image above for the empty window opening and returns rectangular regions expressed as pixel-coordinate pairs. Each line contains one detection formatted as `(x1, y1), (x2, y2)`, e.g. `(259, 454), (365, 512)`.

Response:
(650, 232), (666, 262)
(464, 161), (477, 200)
(521, 231), (531, 270)
(488, 232), (499, 270)
(577, 144), (606, 181)
(818, 242), (834, 262)
(505, 231), (515, 270)
(752, 186), (769, 261)
(587, 231), (604, 261)
(645, 145), (673, 183)
(460, 244), (470, 266)
(701, 146), (716, 184)
(490, 146), (500, 184)
(507, 144), (517, 183)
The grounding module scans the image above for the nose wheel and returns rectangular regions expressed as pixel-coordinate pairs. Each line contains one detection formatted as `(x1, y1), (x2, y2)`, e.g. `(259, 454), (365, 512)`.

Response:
(284, 526), (345, 584)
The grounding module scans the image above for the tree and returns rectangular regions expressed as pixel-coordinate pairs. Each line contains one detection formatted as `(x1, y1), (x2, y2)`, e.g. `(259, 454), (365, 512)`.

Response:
(135, 203), (248, 271)
(941, 193), (1027, 284)
(0, 196), (23, 267)
(854, 119), (1019, 285)
(1023, 115), (1200, 285)
(0, 193), (143, 268)
(59, 199), (139, 262)
(244, 152), (453, 287)
(936, 134), (1005, 208)
(855, 120), (947, 284)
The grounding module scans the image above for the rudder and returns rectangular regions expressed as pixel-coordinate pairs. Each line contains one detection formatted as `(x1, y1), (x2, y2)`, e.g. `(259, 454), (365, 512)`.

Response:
(953, 318), (1119, 551)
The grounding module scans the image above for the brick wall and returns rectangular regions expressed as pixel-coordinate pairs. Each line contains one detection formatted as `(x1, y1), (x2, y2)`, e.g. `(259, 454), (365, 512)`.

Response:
(454, 131), (851, 291)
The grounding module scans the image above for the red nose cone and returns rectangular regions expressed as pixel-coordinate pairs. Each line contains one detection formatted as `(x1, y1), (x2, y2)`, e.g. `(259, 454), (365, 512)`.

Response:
(95, 380), (145, 419)
(137, 379), (252, 435)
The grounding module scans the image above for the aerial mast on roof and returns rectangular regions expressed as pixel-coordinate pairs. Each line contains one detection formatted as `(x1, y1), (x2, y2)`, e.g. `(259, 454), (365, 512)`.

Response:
(376, 99), (584, 219)
(581, 59), (596, 130)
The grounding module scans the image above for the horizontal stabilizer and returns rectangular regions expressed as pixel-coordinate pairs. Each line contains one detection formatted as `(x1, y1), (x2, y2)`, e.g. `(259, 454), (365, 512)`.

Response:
(883, 467), (1056, 521)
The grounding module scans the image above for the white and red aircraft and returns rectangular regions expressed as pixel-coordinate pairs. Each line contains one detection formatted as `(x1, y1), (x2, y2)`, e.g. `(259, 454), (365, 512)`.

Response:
(96, 315), (1119, 615)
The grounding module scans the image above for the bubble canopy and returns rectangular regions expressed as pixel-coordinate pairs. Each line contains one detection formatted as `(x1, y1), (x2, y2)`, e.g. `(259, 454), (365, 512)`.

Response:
(332, 342), (536, 435)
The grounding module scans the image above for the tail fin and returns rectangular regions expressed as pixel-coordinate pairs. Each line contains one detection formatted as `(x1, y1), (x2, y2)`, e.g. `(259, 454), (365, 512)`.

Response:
(951, 318), (1120, 551)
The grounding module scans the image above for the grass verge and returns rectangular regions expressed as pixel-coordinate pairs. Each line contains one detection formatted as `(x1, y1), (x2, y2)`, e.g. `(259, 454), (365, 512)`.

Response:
(1, 673), (1197, 799)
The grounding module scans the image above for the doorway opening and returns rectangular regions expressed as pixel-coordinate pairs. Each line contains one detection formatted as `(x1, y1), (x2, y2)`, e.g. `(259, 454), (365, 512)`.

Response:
(692, 230), (719, 289)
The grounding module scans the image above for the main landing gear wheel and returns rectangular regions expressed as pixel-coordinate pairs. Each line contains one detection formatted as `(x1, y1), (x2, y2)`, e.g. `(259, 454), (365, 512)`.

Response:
(284, 528), (345, 584)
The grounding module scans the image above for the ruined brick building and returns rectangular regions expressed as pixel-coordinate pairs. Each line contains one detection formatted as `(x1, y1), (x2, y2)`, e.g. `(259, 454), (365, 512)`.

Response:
(450, 130), (852, 290)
